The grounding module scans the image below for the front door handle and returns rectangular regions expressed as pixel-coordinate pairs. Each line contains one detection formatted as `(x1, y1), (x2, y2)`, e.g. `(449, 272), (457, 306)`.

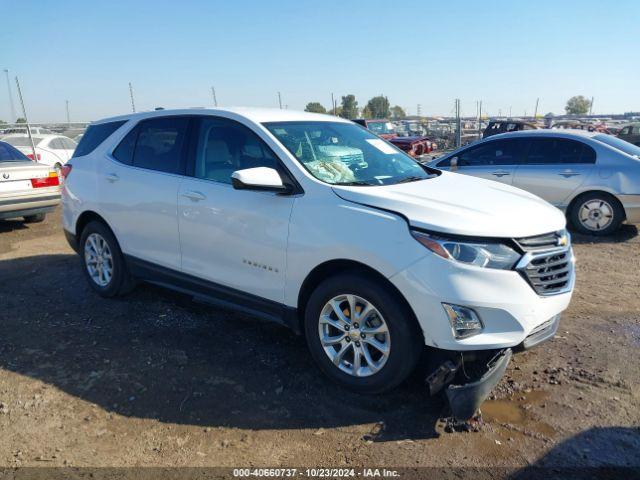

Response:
(559, 171), (581, 178)
(181, 190), (206, 201)
(492, 170), (510, 177)
(105, 173), (119, 182)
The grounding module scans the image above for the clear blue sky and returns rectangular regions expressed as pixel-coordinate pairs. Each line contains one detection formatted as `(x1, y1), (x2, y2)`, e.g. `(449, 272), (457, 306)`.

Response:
(2, 0), (639, 122)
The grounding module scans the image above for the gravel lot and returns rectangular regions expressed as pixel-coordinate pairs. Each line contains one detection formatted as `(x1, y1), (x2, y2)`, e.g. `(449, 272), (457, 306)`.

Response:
(0, 209), (638, 474)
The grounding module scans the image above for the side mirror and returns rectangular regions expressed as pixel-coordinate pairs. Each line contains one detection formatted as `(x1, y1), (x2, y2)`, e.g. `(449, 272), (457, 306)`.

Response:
(231, 167), (288, 192)
(450, 156), (459, 172)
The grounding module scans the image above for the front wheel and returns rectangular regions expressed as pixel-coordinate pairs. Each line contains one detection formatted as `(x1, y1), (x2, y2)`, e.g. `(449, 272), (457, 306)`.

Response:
(304, 273), (422, 394)
(569, 192), (624, 236)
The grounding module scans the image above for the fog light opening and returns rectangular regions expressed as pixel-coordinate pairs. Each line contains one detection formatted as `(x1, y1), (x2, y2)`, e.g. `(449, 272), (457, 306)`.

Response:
(442, 303), (483, 339)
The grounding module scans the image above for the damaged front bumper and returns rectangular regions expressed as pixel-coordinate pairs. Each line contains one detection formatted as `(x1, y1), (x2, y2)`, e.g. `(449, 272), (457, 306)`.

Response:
(426, 348), (512, 421)
(425, 314), (560, 421)
(445, 349), (512, 421)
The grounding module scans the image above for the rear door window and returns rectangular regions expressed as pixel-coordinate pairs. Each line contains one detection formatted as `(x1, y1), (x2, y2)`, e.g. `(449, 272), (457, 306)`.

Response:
(525, 138), (595, 164)
(132, 117), (190, 174)
(111, 117), (190, 173)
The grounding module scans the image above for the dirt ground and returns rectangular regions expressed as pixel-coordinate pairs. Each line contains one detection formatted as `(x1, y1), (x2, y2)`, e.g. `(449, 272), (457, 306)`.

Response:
(0, 208), (638, 475)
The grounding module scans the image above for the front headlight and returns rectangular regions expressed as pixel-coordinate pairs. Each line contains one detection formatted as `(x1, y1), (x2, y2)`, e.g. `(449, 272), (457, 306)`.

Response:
(411, 230), (521, 269)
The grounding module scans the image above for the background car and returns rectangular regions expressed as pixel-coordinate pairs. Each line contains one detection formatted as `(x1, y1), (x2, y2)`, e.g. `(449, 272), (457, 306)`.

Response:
(2, 134), (76, 170)
(352, 118), (433, 157)
(0, 126), (53, 136)
(483, 120), (538, 138)
(428, 130), (640, 235)
(0, 140), (61, 223)
(617, 123), (640, 146)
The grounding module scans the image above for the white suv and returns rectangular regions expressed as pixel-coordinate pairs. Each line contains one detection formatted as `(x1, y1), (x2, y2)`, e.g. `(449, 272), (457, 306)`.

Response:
(62, 108), (574, 400)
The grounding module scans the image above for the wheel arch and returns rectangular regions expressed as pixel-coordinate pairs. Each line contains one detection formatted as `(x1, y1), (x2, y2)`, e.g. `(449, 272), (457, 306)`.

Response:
(565, 189), (626, 222)
(296, 259), (424, 342)
(75, 210), (119, 240)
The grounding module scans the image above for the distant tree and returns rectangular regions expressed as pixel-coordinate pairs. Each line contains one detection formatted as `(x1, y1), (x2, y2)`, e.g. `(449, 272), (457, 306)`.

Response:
(0, 120), (6, 125)
(365, 95), (391, 119)
(304, 102), (326, 114)
(339, 94), (358, 119)
(16, 117), (26, 123)
(565, 96), (591, 115)
(391, 105), (406, 119)
(329, 105), (343, 116)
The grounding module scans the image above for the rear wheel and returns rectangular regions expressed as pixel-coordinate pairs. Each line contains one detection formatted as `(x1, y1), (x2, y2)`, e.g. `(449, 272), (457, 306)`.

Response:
(304, 273), (422, 393)
(79, 221), (135, 297)
(569, 192), (624, 236)
(23, 213), (46, 223)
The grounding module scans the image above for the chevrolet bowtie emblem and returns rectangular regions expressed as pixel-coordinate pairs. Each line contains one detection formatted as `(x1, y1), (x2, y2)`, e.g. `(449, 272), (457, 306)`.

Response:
(557, 234), (568, 246)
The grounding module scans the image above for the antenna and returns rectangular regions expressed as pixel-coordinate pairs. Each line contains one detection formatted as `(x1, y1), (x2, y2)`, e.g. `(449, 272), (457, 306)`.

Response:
(278, 91), (282, 110)
(211, 86), (218, 107)
(128, 82), (136, 113)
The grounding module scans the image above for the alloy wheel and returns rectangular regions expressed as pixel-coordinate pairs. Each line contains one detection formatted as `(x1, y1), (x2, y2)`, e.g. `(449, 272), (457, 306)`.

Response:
(84, 233), (114, 287)
(318, 294), (391, 377)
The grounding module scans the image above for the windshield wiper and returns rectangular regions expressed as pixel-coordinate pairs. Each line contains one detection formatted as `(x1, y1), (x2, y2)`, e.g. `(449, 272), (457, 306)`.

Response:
(333, 180), (377, 186)
(396, 176), (426, 184)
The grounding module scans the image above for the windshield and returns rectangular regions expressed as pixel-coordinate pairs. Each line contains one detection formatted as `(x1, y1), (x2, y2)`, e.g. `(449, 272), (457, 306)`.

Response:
(0, 141), (30, 162)
(594, 134), (640, 158)
(367, 121), (395, 135)
(264, 121), (434, 186)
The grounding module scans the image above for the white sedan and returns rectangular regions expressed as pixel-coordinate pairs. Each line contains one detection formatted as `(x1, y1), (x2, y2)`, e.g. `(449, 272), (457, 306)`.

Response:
(0, 141), (60, 223)
(1, 134), (76, 170)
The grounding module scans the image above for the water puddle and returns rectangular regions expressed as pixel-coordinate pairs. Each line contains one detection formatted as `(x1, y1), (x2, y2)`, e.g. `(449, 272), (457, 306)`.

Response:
(481, 390), (556, 437)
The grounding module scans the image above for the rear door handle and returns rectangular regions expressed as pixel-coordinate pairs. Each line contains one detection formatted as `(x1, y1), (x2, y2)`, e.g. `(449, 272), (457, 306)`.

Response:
(559, 171), (581, 178)
(181, 190), (206, 201)
(105, 173), (119, 182)
(492, 170), (510, 177)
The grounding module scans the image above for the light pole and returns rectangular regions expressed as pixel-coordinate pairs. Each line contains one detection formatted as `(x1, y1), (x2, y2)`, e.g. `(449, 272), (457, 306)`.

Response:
(4, 69), (17, 122)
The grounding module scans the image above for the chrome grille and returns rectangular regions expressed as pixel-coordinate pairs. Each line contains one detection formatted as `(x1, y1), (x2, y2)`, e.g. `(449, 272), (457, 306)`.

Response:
(517, 247), (573, 296)
(514, 230), (568, 251)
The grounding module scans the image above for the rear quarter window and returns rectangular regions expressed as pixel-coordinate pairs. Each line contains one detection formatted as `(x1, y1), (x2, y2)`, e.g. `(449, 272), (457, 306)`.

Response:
(73, 120), (127, 158)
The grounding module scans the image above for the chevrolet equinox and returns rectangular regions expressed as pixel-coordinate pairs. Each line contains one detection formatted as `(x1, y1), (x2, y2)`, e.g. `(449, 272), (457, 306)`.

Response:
(62, 108), (575, 398)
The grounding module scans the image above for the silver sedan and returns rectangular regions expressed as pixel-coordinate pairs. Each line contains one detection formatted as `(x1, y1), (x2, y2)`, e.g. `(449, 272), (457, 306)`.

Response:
(427, 130), (640, 235)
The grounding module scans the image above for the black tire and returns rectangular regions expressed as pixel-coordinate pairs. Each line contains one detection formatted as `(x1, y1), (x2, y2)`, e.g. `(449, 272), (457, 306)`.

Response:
(569, 191), (624, 236)
(23, 213), (46, 223)
(304, 272), (423, 394)
(79, 220), (136, 297)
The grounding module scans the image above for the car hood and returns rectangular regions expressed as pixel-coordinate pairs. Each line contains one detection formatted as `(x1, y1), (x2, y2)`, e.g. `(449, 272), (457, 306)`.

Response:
(331, 171), (566, 238)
